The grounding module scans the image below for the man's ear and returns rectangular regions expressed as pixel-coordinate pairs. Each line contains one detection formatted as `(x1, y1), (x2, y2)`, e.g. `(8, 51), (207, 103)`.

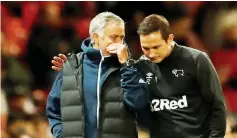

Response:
(92, 33), (99, 44)
(167, 34), (174, 45)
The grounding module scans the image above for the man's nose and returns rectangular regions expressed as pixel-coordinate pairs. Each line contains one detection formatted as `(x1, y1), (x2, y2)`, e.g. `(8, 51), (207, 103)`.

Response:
(149, 52), (156, 58)
(115, 38), (123, 44)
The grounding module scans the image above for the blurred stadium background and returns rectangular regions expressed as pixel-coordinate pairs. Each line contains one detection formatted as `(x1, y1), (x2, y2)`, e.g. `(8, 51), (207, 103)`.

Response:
(1, 1), (237, 138)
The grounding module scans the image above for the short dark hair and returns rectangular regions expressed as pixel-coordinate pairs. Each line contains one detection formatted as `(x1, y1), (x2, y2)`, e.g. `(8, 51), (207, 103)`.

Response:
(137, 14), (172, 41)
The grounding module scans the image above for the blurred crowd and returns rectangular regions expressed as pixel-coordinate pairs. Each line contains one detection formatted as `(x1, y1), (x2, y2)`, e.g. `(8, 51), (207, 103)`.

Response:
(1, 1), (237, 138)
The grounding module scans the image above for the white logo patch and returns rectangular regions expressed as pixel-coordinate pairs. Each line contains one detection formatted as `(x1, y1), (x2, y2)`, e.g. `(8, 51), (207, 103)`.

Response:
(139, 78), (146, 84)
(172, 69), (184, 77)
(146, 72), (153, 84)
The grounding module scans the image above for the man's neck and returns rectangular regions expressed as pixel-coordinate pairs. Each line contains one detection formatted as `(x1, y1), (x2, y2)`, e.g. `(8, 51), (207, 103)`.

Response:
(166, 41), (175, 57)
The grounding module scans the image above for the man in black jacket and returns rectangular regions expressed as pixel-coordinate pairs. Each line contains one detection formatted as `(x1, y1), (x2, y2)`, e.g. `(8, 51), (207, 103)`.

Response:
(121, 14), (227, 138)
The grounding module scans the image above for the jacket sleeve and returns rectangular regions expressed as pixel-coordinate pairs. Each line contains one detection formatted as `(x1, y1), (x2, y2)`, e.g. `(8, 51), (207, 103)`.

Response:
(120, 66), (151, 111)
(196, 53), (227, 138)
(46, 72), (63, 138)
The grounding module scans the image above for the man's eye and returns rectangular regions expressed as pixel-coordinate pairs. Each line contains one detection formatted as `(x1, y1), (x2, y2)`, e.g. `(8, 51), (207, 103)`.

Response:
(111, 36), (117, 39)
(156, 45), (162, 49)
(143, 48), (149, 51)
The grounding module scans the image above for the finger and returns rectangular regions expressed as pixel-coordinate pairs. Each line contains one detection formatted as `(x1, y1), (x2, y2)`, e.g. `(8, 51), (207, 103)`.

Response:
(106, 48), (117, 51)
(107, 49), (117, 54)
(58, 54), (67, 62)
(52, 58), (62, 67)
(108, 43), (121, 47)
(109, 43), (125, 49)
(52, 60), (62, 67)
(53, 56), (64, 64)
(106, 48), (117, 52)
(52, 66), (62, 72)
(106, 45), (117, 50)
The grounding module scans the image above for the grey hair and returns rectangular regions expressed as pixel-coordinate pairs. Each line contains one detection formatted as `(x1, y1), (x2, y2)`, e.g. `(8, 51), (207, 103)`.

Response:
(89, 12), (124, 37)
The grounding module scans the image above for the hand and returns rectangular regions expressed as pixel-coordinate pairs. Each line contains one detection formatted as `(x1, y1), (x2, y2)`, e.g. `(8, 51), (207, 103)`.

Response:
(51, 54), (67, 71)
(106, 43), (129, 64)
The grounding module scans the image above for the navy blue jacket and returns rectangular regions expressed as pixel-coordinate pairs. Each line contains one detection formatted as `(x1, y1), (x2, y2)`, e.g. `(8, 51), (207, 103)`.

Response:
(120, 61), (152, 128)
(46, 38), (150, 138)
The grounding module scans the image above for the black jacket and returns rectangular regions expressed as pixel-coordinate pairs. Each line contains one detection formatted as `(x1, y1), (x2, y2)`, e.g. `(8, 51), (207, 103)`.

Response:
(121, 44), (227, 138)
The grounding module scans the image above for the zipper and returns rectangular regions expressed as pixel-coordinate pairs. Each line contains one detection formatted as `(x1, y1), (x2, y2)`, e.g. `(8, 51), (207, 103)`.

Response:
(97, 55), (104, 129)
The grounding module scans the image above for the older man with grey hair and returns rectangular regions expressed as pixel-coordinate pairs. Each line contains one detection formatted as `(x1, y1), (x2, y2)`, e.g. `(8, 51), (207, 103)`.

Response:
(46, 12), (149, 138)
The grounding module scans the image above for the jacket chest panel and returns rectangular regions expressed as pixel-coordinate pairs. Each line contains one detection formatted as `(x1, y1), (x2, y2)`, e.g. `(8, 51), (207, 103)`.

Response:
(101, 73), (123, 102)
(152, 63), (196, 98)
